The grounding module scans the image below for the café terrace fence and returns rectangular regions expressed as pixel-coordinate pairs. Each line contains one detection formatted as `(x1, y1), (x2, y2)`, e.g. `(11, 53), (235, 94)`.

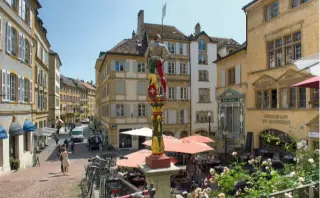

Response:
(262, 182), (319, 198)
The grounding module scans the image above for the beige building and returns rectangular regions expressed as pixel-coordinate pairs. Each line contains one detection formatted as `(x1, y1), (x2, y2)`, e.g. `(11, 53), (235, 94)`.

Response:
(48, 50), (61, 128)
(215, 0), (319, 152)
(33, 16), (49, 129)
(80, 81), (96, 119)
(95, 10), (191, 149)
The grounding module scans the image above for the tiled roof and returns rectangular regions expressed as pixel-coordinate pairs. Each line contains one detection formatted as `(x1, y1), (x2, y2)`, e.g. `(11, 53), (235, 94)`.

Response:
(49, 49), (62, 66)
(242, 0), (259, 10)
(108, 31), (148, 56)
(214, 41), (247, 63)
(144, 23), (187, 41)
(60, 75), (76, 87)
(81, 82), (96, 90)
(211, 37), (240, 49)
(70, 78), (86, 89)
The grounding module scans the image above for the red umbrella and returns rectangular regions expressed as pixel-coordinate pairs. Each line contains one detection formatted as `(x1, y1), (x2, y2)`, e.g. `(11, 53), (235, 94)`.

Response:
(292, 76), (319, 89)
(143, 136), (213, 154)
(181, 134), (214, 143)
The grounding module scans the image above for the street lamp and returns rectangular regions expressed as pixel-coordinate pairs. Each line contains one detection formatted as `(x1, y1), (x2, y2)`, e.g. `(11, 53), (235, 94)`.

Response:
(208, 112), (211, 137)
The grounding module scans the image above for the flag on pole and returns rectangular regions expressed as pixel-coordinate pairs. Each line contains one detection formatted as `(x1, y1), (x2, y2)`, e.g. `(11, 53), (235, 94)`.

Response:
(162, 3), (167, 20)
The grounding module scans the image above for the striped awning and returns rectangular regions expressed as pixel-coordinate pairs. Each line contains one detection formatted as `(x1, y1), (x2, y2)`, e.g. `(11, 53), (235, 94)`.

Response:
(9, 122), (24, 136)
(0, 126), (8, 139)
(23, 120), (36, 132)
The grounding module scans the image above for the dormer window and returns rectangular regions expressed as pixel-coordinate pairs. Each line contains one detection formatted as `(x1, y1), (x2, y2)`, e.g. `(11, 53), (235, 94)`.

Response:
(265, 1), (278, 21)
(198, 39), (206, 50)
(137, 41), (142, 47)
(228, 49), (234, 54)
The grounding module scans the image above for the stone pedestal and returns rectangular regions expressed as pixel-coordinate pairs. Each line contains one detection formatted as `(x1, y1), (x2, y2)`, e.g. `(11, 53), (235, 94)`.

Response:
(139, 163), (181, 198)
(146, 154), (171, 169)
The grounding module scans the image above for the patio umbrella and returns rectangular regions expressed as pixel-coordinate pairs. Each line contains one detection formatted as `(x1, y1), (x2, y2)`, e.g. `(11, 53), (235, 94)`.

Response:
(294, 53), (320, 76)
(116, 149), (178, 168)
(23, 120), (36, 132)
(292, 76), (319, 89)
(143, 136), (213, 154)
(0, 126), (8, 139)
(9, 122), (24, 136)
(180, 134), (214, 143)
(120, 127), (152, 137)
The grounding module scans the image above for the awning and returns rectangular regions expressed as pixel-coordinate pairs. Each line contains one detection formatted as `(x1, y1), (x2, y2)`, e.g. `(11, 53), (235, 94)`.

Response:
(292, 76), (319, 89)
(23, 120), (36, 132)
(9, 122), (24, 136)
(34, 127), (56, 137)
(0, 126), (8, 139)
(294, 53), (320, 76)
(121, 127), (152, 137)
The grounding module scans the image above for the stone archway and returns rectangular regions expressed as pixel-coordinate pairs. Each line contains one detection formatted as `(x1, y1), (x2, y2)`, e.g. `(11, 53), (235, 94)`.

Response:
(195, 130), (207, 136)
(180, 131), (188, 138)
(163, 131), (174, 137)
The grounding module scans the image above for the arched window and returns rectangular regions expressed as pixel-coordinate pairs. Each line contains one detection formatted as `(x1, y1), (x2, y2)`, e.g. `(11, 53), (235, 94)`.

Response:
(198, 39), (206, 50)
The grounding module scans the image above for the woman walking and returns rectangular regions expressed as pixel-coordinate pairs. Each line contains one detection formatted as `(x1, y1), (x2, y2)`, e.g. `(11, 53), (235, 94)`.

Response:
(60, 148), (72, 175)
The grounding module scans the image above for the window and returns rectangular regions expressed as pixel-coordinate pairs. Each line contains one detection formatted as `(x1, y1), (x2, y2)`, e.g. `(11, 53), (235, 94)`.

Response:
(265, 1), (278, 21)
(293, 0), (308, 8)
(138, 104), (146, 117)
(298, 88), (306, 108)
(180, 110), (184, 124)
(228, 68), (236, 85)
(196, 111), (212, 123)
(198, 54), (206, 64)
(168, 87), (176, 100)
(310, 88), (319, 108)
(29, 80), (32, 103)
(271, 89), (277, 108)
(199, 70), (208, 81)
(179, 43), (183, 55)
(268, 32), (302, 68)
(10, 73), (16, 102)
(289, 88), (296, 108)
(24, 39), (29, 64)
(158, 86), (163, 96)
(168, 62), (175, 74)
(256, 91), (262, 108)
(263, 90), (270, 108)
(180, 62), (187, 74)
(116, 80), (125, 94)
(24, 78), (28, 102)
(168, 42), (175, 54)
(116, 104), (124, 117)
(116, 61), (124, 72)
(280, 88), (288, 108)
(198, 39), (206, 50)
(6, 23), (17, 56)
(137, 63), (145, 72)
(199, 88), (210, 103)
(180, 87), (187, 100)
(56, 86), (59, 94)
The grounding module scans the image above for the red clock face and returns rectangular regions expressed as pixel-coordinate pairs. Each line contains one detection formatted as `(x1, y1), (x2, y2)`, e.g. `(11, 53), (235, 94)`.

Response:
(148, 84), (158, 98)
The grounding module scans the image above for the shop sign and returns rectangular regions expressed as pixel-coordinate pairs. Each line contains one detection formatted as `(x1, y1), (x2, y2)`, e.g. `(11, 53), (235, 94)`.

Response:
(308, 132), (319, 138)
(222, 98), (239, 102)
(262, 114), (290, 125)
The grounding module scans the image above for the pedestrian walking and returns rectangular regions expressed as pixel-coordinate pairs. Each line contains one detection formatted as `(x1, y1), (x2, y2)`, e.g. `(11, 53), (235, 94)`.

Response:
(71, 141), (75, 154)
(64, 139), (69, 150)
(59, 150), (63, 172)
(57, 144), (61, 158)
(60, 148), (72, 175)
(55, 133), (59, 145)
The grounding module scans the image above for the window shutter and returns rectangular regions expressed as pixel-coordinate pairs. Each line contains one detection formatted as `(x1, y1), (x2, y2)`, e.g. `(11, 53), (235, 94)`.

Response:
(6, 72), (10, 101)
(124, 104), (130, 117)
(6, 23), (11, 53)
(235, 64), (241, 84)
(0, 17), (2, 49)
(175, 43), (179, 54)
(176, 86), (181, 100)
(183, 43), (187, 56)
(176, 61), (180, 74)
(220, 69), (225, 87)
(146, 105), (152, 117)
(168, 110), (177, 124)
(2, 70), (6, 101)
(125, 60), (130, 72)
(19, 0), (22, 17)
(18, 33), (22, 60)
(132, 104), (138, 117)
(22, 77), (25, 103)
(29, 41), (32, 65)
(164, 61), (168, 73)
(111, 104), (116, 117)
(29, 10), (33, 28)
(184, 109), (188, 124)
(111, 60), (116, 71)
(29, 80), (32, 103)
(186, 62), (190, 75)
(188, 86), (191, 100)
(18, 76), (21, 102)
(23, 36), (27, 62)
(22, 0), (26, 20)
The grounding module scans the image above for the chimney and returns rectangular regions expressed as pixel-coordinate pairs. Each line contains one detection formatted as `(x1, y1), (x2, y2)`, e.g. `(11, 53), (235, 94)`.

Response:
(132, 30), (136, 38)
(137, 10), (144, 34)
(195, 23), (201, 35)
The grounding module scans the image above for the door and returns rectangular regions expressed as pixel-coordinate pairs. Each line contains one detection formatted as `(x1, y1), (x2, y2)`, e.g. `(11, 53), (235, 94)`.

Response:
(138, 136), (146, 149)
(119, 128), (132, 148)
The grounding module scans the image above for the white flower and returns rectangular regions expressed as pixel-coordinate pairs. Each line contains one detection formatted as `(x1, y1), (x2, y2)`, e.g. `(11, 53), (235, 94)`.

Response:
(289, 171), (296, 177)
(209, 168), (215, 175)
(267, 158), (272, 162)
(297, 142), (304, 149)
(299, 177), (305, 183)
(293, 157), (296, 161)
(223, 167), (230, 173)
(232, 151), (237, 156)
(285, 192), (293, 198)
(266, 166), (269, 170)
(308, 158), (314, 164)
(218, 193), (226, 198)
(262, 161), (268, 165)
(204, 187), (211, 194)
(297, 158), (300, 163)
(248, 159), (253, 164)
(304, 146), (309, 150)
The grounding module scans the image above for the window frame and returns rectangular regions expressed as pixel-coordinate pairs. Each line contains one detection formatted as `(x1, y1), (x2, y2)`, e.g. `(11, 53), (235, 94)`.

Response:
(116, 61), (124, 72)
(179, 43), (183, 55)
(168, 87), (176, 100)
(180, 62), (186, 75)
(137, 63), (146, 73)
(168, 42), (175, 54)
(168, 62), (175, 74)
(199, 88), (210, 103)
(180, 87), (187, 100)
(179, 110), (184, 124)
(138, 104), (146, 117)
(198, 54), (206, 64)
(292, 0), (308, 8)
(227, 67), (236, 86)
(265, 1), (279, 22)
(198, 70), (208, 81)
(198, 39), (206, 51)
(116, 104), (124, 117)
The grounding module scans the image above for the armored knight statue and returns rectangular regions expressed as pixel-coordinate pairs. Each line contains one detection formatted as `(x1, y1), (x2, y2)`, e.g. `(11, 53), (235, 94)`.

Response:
(146, 34), (171, 98)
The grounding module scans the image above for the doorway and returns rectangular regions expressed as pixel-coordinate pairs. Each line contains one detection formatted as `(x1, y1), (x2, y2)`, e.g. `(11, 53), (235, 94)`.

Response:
(138, 136), (146, 149)
(119, 128), (132, 148)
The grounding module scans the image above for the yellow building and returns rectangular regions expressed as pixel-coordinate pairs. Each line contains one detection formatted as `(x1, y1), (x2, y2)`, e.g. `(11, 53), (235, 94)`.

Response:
(95, 10), (191, 149)
(80, 81), (96, 119)
(33, 17), (50, 129)
(215, 0), (319, 152)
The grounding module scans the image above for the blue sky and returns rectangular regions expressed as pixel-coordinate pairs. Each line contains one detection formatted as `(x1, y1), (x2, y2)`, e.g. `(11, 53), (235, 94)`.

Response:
(38, 0), (251, 83)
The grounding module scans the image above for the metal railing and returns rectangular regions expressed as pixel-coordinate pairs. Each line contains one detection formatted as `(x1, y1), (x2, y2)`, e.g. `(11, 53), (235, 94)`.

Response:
(262, 182), (319, 198)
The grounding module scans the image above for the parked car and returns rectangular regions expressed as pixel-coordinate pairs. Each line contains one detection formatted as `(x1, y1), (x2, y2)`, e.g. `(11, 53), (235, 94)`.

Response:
(88, 135), (103, 151)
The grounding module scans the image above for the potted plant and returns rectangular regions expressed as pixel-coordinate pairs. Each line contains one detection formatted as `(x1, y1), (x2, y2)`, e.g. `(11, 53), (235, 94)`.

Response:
(10, 157), (20, 170)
